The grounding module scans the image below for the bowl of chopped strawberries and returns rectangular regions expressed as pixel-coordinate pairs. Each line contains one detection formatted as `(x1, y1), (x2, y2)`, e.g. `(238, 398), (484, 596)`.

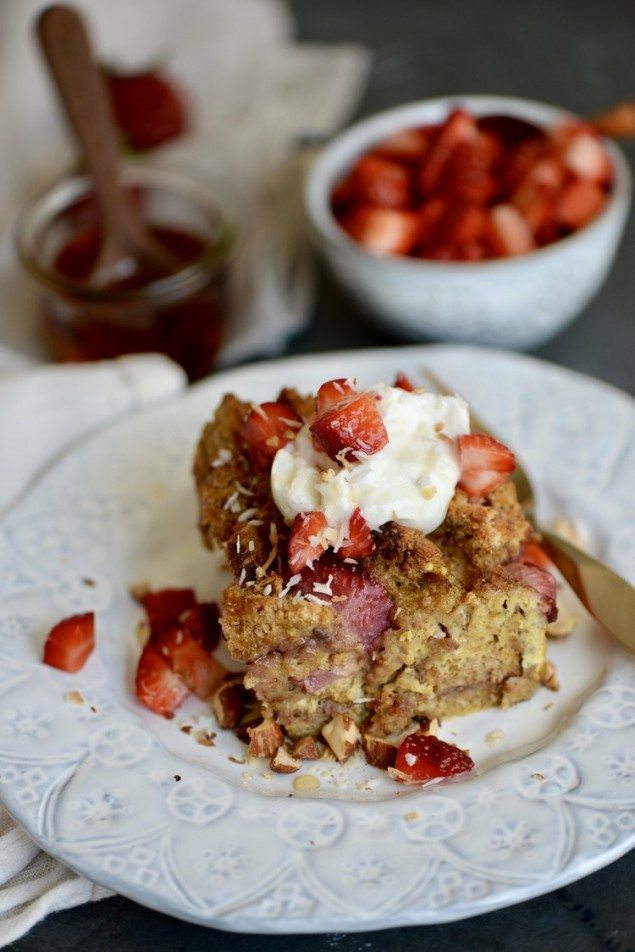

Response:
(305, 95), (632, 348)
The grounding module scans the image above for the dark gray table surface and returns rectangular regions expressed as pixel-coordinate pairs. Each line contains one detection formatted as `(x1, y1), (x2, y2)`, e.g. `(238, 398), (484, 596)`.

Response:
(10, 0), (634, 949)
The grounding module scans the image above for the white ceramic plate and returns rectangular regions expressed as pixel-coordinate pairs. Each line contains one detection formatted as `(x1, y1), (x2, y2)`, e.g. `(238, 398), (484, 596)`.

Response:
(0, 344), (633, 934)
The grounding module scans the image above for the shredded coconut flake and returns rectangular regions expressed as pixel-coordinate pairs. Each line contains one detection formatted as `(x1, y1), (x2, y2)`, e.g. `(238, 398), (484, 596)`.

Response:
(223, 491), (240, 511)
(304, 593), (330, 606)
(248, 540), (255, 552)
(248, 519), (264, 527)
(235, 482), (253, 497)
(250, 402), (267, 420)
(343, 557), (357, 565)
(238, 508), (258, 523)
(238, 568), (247, 586)
(236, 536), (241, 553)
(211, 447), (232, 468)
(279, 574), (302, 598)
(263, 584), (273, 596)
(313, 574), (334, 596)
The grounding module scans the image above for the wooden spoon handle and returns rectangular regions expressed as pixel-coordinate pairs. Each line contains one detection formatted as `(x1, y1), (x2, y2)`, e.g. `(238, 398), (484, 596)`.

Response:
(36, 5), (146, 247)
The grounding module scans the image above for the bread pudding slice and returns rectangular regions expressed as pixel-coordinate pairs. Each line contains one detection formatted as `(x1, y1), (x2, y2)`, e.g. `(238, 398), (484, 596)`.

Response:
(194, 379), (557, 743)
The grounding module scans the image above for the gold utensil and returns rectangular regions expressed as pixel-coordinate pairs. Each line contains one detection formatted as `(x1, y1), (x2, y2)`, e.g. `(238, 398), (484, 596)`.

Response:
(422, 366), (635, 654)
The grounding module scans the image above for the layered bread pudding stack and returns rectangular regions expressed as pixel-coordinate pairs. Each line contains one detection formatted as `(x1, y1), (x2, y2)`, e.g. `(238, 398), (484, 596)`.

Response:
(194, 373), (558, 775)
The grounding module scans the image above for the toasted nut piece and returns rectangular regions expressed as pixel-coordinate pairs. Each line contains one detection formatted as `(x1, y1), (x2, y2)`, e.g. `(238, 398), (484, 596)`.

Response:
(291, 736), (321, 760)
(212, 682), (244, 730)
(130, 581), (150, 602)
(422, 717), (439, 737)
(387, 766), (417, 784)
(247, 717), (283, 758)
(322, 714), (360, 762)
(270, 746), (300, 774)
(362, 733), (398, 769)
(543, 660), (560, 691)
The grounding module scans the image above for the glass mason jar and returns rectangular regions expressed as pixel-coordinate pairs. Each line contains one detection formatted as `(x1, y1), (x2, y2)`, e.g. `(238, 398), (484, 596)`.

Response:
(15, 164), (233, 381)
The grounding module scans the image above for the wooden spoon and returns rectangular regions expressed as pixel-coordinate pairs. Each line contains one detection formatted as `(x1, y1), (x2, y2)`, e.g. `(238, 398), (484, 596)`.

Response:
(36, 4), (176, 287)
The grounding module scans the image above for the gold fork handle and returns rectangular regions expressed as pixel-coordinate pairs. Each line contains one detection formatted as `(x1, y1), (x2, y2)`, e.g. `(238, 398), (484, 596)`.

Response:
(540, 528), (635, 653)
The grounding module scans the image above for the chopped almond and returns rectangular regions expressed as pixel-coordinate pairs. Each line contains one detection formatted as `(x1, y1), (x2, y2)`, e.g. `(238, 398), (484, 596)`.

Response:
(322, 713), (360, 762)
(291, 736), (321, 760)
(212, 681), (244, 729)
(247, 717), (283, 758)
(270, 746), (301, 774)
(362, 733), (398, 769)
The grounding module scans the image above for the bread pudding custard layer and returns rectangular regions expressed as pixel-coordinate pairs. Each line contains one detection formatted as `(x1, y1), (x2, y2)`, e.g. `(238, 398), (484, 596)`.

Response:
(194, 382), (555, 740)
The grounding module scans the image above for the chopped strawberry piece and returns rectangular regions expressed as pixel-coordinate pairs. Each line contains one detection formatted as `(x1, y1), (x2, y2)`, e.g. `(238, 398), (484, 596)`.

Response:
(424, 244), (458, 261)
(105, 68), (188, 151)
(419, 108), (478, 195)
(317, 378), (357, 413)
(310, 392), (389, 463)
(561, 133), (612, 184)
(504, 561), (558, 622)
(180, 602), (221, 652)
(300, 559), (392, 647)
(288, 511), (329, 572)
(243, 401), (302, 467)
(437, 201), (488, 247)
(340, 207), (420, 256)
(416, 196), (448, 248)
(504, 137), (550, 193)
(337, 508), (375, 560)
(43, 612), (95, 673)
(554, 180), (606, 230)
(486, 204), (536, 256)
(441, 137), (499, 204)
(375, 125), (434, 162)
(394, 732), (474, 783)
(521, 540), (552, 570)
(135, 644), (188, 717)
(394, 371), (415, 391)
(141, 588), (196, 636)
(458, 433), (516, 497)
(330, 176), (358, 214)
(151, 622), (226, 698)
(458, 240), (488, 261)
(348, 154), (413, 209)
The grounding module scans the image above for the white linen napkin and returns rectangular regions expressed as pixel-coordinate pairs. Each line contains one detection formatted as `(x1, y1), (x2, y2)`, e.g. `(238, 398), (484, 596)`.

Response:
(0, 0), (370, 367)
(0, 351), (187, 946)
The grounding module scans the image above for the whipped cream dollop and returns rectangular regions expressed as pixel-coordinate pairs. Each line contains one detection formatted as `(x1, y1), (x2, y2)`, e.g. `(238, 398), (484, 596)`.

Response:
(271, 383), (470, 536)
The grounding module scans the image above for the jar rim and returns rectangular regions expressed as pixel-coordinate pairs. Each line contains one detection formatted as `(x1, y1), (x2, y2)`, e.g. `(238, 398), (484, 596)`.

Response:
(14, 163), (234, 304)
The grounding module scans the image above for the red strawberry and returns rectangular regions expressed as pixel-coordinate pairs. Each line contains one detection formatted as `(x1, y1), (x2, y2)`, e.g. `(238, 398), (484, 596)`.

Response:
(504, 138), (550, 193)
(141, 588), (196, 635)
(394, 371), (415, 391)
(416, 196), (448, 248)
(180, 602), (221, 652)
(419, 109), (478, 195)
(105, 68), (188, 151)
(486, 204), (536, 257)
(348, 154), (413, 208)
(437, 201), (488, 247)
(441, 136), (499, 204)
(375, 126), (433, 162)
(504, 561), (558, 622)
(458, 240), (488, 261)
(135, 644), (188, 717)
(337, 508), (375, 560)
(310, 392), (389, 463)
(300, 558), (392, 647)
(243, 401), (302, 467)
(424, 244), (458, 261)
(458, 433), (516, 497)
(521, 540), (552, 570)
(393, 732), (474, 783)
(330, 175), (358, 214)
(554, 180), (606, 230)
(317, 378), (357, 413)
(340, 207), (420, 256)
(151, 622), (226, 698)
(43, 612), (95, 673)
(288, 511), (329, 572)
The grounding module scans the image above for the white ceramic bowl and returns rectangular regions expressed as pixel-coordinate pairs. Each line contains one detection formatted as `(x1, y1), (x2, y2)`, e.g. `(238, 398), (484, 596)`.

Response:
(305, 95), (632, 349)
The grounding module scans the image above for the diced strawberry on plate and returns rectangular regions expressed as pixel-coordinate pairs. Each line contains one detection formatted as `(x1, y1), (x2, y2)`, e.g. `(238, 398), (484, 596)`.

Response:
(393, 731), (474, 783)
(135, 644), (188, 717)
(340, 207), (420, 256)
(337, 508), (375, 560)
(458, 433), (516, 497)
(554, 180), (606, 230)
(348, 154), (413, 209)
(310, 392), (389, 462)
(486, 204), (536, 256)
(43, 612), (95, 673)
(288, 511), (329, 572)
(151, 622), (226, 698)
(244, 401), (302, 467)
(180, 602), (221, 652)
(317, 378), (357, 413)
(394, 371), (415, 391)
(419, 108), (478, 195)
(141, 588), (196, 635)
(504, 560), (558, 622)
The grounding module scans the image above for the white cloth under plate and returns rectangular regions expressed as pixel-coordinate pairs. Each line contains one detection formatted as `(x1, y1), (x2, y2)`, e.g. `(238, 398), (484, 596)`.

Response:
(0, 0), (369, 366)
(0, 351), (187, 946)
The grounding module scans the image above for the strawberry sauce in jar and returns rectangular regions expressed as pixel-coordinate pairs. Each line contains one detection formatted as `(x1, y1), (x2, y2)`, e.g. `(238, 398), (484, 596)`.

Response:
(16, 165), (233, 381)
